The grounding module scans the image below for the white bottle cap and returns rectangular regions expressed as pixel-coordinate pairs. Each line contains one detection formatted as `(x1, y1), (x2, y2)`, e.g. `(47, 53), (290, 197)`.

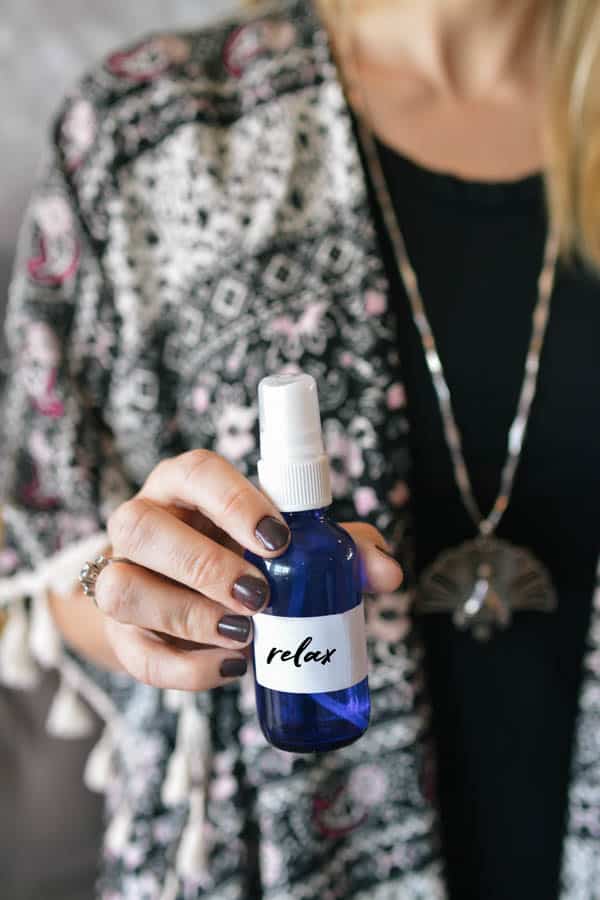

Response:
(257, 373), (332, 512)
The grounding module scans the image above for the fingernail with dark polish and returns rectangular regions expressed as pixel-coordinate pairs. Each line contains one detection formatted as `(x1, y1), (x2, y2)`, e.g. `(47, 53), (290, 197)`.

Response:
(220, 657), (248, 679)
(255, 516), (290, 551)
(232, 574), (270, 611)
(217, 614), (252, 643)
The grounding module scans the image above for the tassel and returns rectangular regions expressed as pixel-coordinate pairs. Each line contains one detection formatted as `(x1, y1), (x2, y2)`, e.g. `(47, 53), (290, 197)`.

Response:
(162, 700), (208, 806)
(162, 750), (190, 807)
(29, 590), (62, 669)
(0, 600), (39, 689)
(46, 676), (96, 738)
(84, 724), (115, 793)
(176, 788), (209, 882)
(239, 668), (256, 714)
(163, 689), (186, 712)
(159, 869), (180, 900)
(179, 702), (209, 753)
(104, 800), (133, 855)
(180, 702), (210, 783)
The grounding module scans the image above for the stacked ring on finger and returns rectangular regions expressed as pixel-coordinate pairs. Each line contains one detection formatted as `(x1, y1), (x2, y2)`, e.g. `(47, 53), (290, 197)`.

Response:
(79, 555), (130, 605)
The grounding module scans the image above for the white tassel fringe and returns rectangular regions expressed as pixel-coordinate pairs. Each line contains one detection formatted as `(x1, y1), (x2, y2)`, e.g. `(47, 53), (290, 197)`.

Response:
(46, 675), (96, 738)
(162, 700), (210, 807)
(180, 703), (210, 765)
(0, 599), (39, 689)
(84, 724), (115, 792)
(176, 787), (209, 881)
(29, 590), (62, 669)
(105, 800), (134, 855)
(163, 689), (187, 712)
(239, 669), (256, 714)
(162, 749), (190, 807)
(159, 869), (180, 900)
(161, 699), (212, 887)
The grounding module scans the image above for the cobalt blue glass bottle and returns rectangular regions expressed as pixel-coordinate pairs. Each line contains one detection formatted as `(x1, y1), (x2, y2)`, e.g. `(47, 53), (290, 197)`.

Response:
(246, 373), (370, 753)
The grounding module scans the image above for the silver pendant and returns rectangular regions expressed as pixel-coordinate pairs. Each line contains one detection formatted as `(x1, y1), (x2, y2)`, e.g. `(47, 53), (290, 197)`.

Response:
(415, 536), (557, 641)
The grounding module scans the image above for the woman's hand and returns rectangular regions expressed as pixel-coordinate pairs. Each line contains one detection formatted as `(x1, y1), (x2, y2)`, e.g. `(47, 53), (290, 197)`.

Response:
(90, 450), (403, 692)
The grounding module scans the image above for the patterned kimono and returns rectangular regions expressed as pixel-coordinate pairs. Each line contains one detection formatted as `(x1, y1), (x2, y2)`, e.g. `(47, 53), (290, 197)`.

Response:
(0, 2), (598, 897)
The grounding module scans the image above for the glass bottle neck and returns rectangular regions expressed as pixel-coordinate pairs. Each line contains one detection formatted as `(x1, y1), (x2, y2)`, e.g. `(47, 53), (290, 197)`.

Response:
(282, 506), (331, 526)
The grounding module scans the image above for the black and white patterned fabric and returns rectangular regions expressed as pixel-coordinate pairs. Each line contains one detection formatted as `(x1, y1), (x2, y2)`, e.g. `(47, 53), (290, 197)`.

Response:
(0, 2), (598, 897)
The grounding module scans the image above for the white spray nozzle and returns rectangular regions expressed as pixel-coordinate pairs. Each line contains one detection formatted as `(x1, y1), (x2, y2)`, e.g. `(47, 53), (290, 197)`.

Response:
(257, 373), (332, 512)
(259, 373), (324, 462)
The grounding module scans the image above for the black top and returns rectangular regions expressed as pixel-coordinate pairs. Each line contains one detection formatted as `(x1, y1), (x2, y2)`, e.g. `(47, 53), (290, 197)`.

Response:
(360, 132), (600, 899)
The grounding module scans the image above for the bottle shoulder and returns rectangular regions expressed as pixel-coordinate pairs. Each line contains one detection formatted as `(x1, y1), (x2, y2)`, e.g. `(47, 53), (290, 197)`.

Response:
(246, 513), (362, 614)
(284, 515), (357, 557)
(246, 515), (358, 575)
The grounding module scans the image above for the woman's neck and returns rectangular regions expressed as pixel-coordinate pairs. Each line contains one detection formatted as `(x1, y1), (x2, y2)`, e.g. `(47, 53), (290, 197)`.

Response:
(323, 0), (549, 181)
(332, 0), (548, 101)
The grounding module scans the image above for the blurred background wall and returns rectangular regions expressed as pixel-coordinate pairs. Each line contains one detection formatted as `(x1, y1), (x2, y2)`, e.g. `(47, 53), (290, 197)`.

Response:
(0, 0), (240, 357)
(1, 4), (241, 898)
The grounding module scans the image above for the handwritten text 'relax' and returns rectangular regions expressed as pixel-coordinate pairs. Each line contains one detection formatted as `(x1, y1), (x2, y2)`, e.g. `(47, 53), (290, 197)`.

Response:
(266, 637), (337, 667)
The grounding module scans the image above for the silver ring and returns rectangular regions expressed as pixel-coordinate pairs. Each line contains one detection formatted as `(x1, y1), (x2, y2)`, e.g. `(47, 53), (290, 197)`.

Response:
(79, 555), (130, 605)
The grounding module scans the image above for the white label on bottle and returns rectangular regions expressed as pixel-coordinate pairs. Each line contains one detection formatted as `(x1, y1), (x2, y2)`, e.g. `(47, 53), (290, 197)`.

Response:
(252, 602), (369, 694)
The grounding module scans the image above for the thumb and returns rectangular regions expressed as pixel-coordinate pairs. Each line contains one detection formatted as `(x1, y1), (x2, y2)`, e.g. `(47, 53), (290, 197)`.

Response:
(339, 522), (404, 593)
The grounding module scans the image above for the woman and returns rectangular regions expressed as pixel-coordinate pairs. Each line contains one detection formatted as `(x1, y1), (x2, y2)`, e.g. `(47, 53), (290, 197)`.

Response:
(1, 0), (599, 897)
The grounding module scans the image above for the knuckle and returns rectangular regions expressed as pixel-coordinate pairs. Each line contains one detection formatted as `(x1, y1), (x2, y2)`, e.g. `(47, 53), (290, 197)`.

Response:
(108, 498), (154, 555)
(149, 449), (214, 485)
(95, 564), (131, 621)
(178, 449), (216, 483)
(220, 482), (254, 520)
(177, 594), (206, 642)
(137, 649), (165, 688)
(185, 545), (225, 592)
(134, 643), (205, 692)
(148, 456), (172, 484)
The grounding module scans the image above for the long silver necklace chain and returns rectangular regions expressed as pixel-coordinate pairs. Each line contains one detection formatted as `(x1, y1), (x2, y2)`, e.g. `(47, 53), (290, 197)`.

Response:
(354, 116), (560, 639)
(356, 117), (559, 537)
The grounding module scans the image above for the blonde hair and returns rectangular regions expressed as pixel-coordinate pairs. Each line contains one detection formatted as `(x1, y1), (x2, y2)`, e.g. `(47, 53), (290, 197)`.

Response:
(244, 0), (600, 267)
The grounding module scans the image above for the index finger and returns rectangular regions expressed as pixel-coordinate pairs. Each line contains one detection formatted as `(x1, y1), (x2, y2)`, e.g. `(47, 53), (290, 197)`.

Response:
(140, 450), (290, 557)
